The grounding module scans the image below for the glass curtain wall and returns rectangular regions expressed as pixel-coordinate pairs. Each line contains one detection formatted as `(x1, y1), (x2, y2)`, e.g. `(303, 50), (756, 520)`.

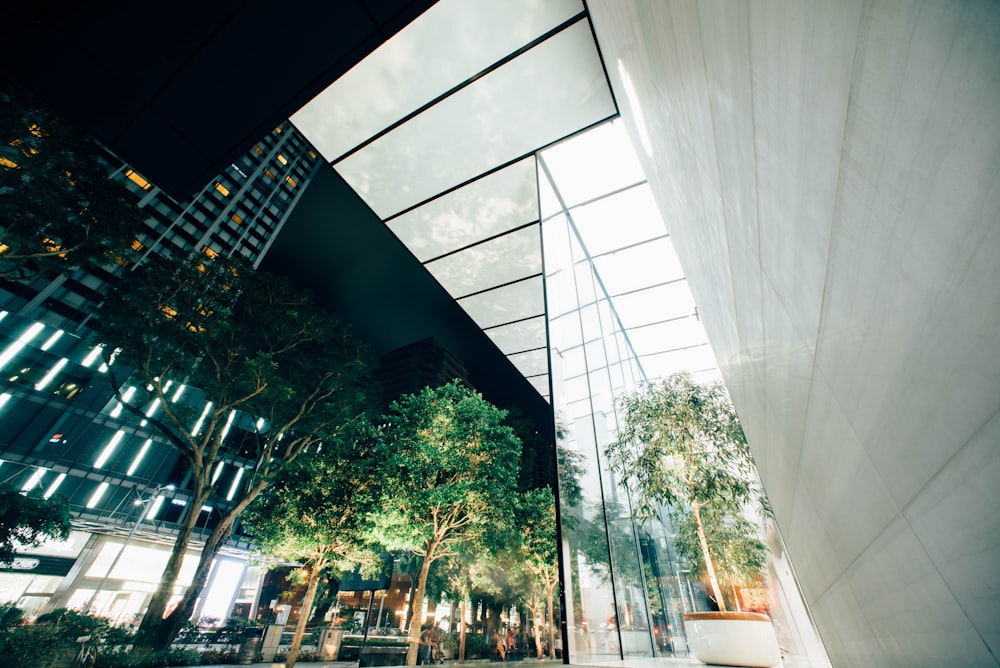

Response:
(539, 122), (713, 663)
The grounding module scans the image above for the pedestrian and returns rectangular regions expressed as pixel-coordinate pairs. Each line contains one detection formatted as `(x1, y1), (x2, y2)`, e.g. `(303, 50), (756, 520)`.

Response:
(493, 630), (506, 661)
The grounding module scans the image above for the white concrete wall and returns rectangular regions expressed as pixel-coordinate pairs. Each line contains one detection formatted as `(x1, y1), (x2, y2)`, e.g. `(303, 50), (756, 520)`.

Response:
(587, 1), (1000, 666)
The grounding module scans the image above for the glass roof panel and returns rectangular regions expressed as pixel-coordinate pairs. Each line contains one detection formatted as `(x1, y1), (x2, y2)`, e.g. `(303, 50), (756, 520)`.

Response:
(457, 276), (544, 329)
(387, 157), (538, 261)
(424, 225), (541, 298)
(509, 348), (549, 377)
(540, 119), (645, 208)
(333, 19), (616, 218)
(590, 238), (685, 296)
(641, 344), (719, 380)
(527, 376), (551, 398)
(622, 317), (709, 355)
(608, 281), (696, 330)
(570, 184), (666, 256)
(484, 316), (547, 355)
(291, 0), (584, 161)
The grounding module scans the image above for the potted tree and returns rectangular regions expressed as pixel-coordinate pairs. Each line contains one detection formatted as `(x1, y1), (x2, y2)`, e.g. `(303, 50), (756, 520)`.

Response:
(604, 372), (780, 668)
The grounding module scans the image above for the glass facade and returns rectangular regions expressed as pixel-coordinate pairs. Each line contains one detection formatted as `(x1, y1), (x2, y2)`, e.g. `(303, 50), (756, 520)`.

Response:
(539, 120), (824, 663)
(539, 120), (717, 661)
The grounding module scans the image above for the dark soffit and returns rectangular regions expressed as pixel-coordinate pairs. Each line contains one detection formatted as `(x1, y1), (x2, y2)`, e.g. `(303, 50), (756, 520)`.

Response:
(261, 165), (555, 442)
(0, 0), (438, 200)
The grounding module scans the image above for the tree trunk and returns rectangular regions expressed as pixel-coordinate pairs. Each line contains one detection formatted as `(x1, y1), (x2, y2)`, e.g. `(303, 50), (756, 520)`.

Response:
(730, 576), (741, 612)
(286, 558), (326, 668)
(134, 484), (211, 651)
(532, 605), (544, 659)
(692, 504), (726, 611)
(405, 547), (434, 666)
(135, 480), (264, 652)
(545, 579), (556, 660)
(458, 597), (467, 664)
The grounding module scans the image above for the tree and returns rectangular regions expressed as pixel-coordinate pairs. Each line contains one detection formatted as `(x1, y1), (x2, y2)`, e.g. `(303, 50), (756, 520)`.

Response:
(90, 253), (375, 651)
(604, 372), (758, 612)
(673, 506), (768, 611)
(243, 425), (384, 668)
(0, 86), (145, 281)
(368, 381), (522, 665)
(0, 483), (72, 562)
(517, 487), (559, 659)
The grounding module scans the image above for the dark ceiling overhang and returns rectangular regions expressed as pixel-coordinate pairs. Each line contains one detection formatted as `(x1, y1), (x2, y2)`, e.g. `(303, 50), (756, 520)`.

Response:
(261, 165), (555, 441)
(0, 0), (437, 200)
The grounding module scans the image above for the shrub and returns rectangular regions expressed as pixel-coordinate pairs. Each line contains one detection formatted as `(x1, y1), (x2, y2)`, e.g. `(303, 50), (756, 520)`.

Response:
(196, 648), (238, 665)
(463, 632), (488, 658)
(273, 649), (322, 662)
(0, 601), (24, 627)
(95, 647), (202, 667)
(0, 620), (70, 667)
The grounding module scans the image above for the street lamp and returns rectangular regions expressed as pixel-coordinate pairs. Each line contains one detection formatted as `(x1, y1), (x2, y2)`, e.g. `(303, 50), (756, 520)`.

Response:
(83, 483), (175, 616)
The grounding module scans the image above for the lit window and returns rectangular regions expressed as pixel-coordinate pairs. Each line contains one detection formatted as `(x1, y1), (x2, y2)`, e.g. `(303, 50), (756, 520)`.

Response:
(231, 213), (243, 225)
(160, 305), (178, 319)
(263, 169), (276, 180)
(274, 125), (283, 133)
(253, 144), (264, 155)
(276, 153), (288, 165)
(202, 246), (219, 259)
(214, 182), (231, 197)
(28, 123), (43, 138)
(86, 482), (110, 508)
(125, 169), (152, 190)
(0, 156), (18, 170)
(131, 239), (145, 252)
(308, 150), (317, 159)
(285, 175), (297, 188)
(41, 238), (67, 258)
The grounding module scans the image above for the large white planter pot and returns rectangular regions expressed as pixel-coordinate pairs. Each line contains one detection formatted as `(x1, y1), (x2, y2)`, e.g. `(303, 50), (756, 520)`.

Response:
(683, 611), (781, 668)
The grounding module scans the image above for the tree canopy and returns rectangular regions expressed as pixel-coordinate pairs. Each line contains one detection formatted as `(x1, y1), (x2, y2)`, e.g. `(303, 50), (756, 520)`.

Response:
(90, 253), (376, 651)
(244, 423), (384, 668)
(369, 380), (522, 664)
(0, 483), (72, 562)
(604, 372), (760, 611)
(0, 86), (145, 281)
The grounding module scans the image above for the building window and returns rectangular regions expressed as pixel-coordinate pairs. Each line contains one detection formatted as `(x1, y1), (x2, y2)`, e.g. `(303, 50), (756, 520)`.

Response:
(125, 169), (152, 190)
(253, 144), (264, 155)
(308, 150), (317, 159)
(214, 182), (231, 197)
(285, 175), (297, 188)
(276, 154), (288, 165)
(131, 239), (145, 252)
(231, 213), (243, 225)
(263, 169), (276, 181)
(202, 246), (219, 260)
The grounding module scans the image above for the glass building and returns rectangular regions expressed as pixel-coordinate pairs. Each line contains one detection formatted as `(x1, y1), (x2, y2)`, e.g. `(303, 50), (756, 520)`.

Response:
(3, 1), (998, 666)
(0, 123), (322, 622)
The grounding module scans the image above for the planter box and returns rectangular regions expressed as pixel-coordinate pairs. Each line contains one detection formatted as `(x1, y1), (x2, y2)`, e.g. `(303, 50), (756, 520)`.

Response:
(683, 612), (781, 668)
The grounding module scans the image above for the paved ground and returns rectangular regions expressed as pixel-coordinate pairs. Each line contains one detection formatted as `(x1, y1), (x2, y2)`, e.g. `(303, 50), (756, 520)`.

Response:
(176, 660), (562, 668)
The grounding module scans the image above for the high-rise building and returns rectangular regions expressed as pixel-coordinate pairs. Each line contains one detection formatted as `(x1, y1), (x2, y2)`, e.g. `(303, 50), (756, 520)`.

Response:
(376, 337), (469, 407)
(2, 2), (998, 666)
(0, 119), (323, 623)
